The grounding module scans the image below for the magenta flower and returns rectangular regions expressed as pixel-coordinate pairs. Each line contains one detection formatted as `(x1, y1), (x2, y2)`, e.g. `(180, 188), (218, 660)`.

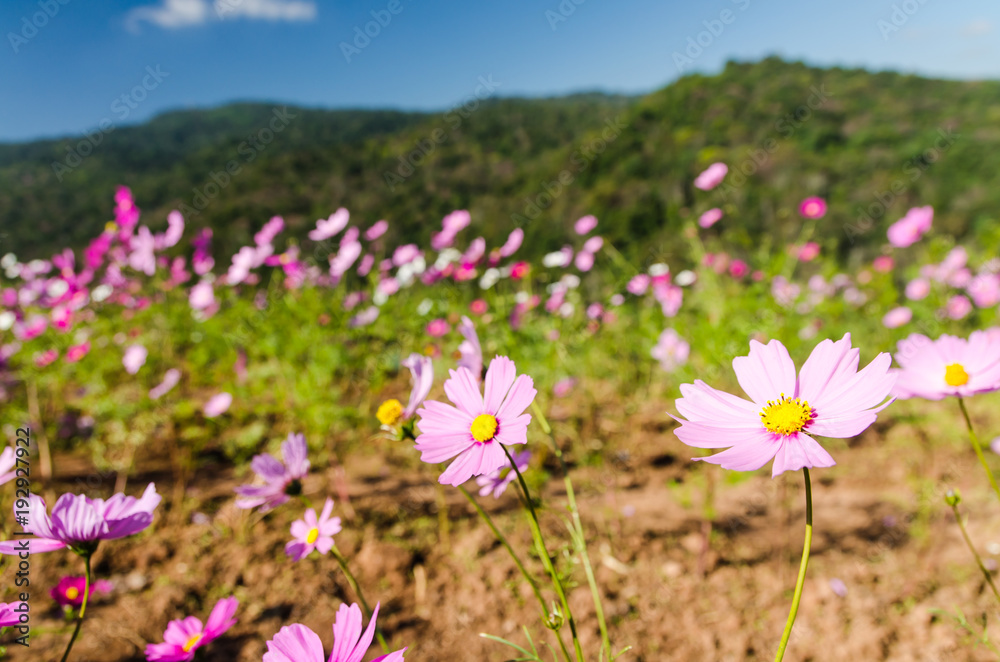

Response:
(415, 356), (536, 486)
(0, 483), (161, 555)
(798, 197), (827, 219)
(50, 576), (113, 607)
(145, 597), (238, 662)
(891, 332), (1000, 400)
(263, 602), (405, 662)
(203, 392), (232, 417)
(476, 449), (531, 498)
(672, 335), (895, 477)
(235, 433), (310, 511)
(694, 162), (727, 190)
(285, 498), (342, 561)
(698, 208), (723, 228)
(426, 318), (450, 338)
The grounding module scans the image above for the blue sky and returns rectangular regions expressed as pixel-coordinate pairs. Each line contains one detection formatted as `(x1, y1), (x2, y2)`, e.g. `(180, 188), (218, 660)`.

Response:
(1, 0), (998, 142)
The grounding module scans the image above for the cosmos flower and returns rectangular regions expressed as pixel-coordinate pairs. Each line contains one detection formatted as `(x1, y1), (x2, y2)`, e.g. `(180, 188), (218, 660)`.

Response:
(574, 215), (598, 235)
(476, 449), (531, 498)
(698, 208), (723, 228)
(672, 335), (895, 477)
(499, 229), (524, 257)
(0, 447), (15, 485)
(203, 392), (232, 417)
(798, 197), (827, 219)
(415, 356), (536, 486)
(50, 576), (113, 607)
(145, 597), (238, 662)
(262, 602), (405, 662)
(426, 319), (450, 337)
(0, 484), (161, 555)
(0, 602), (25, 628)
(365, 219), (389, 241)
(652, 329), (690, 372)
(882, 306), (912, 329)
(150, 369), (182, 400)
(694, 162), (728, 190)
(310, 208), (350, 242)
(457, 317), (483, 382)
(235, 433), (310, 511)
(887, 206), (933, 248)
(891, 332), (1000, 400)
(285, 498), (342, 562)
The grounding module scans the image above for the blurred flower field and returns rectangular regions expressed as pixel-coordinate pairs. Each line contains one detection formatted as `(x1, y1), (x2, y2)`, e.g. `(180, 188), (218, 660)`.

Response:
(1, 168), (1000, 661)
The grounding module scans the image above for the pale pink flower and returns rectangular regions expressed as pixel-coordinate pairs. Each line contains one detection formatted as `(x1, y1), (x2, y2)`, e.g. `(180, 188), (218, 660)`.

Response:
(574, 215), (598, 235)
(123, 345), (148, 375)
(882, 306), (912, 329)
(694, 163), (728, 190)
(150, 369), (181, 399)
(698, 208), (723, 228)
(457, 317), (482, 382)
(652, 329), (690, 371)
(203, 392), (232, 418)
(401, 353), (434, 420)
(310, 208), (350, 242)
(262, 602), (405, 662)
(235, 433), (310, 511)
(285, 498), (341, 562)
(945, 295), (972, 320)
(887, 206), (933, 248)
(905, 278), (930, 300)
(891, 332), (1000, 400)
(365, 219), (389, 241)
(499, 229), (524, 257)
(145, 597), (238, 662)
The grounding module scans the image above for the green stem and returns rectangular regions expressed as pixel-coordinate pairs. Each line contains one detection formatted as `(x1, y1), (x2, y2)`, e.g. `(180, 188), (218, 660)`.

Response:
(457, 486), (572, 662)
(532, 401), (612, 658)
(502, 444), (585, 662)
(949, 500), (1000, 606)
(958, 398), (1000, 503)
(60, 555), (91, 662)
(774, 467), (812, 662)
(329, 545), (390, 654)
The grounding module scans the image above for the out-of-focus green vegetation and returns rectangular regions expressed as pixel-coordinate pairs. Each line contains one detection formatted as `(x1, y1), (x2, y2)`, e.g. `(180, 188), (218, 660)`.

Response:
(2, 57), (999, 266)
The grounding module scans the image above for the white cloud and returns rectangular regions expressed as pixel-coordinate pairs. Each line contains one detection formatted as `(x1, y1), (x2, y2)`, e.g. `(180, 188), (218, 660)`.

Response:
(962, 19), (994, 36)
(126, 0), (316, 32)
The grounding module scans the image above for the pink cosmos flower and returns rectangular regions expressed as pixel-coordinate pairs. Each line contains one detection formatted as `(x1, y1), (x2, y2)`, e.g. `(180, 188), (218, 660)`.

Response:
(553, 377), (577, 398)
(235, 433), (310, 511)
(392, 244), (421, 267)
(627, 274), (650, 295)
(426, 318), (450, 337)
(672, 334), (895, 477)
(128, 227), (157, 276)
(255, 216), (284, 247)
(477, 449), (531, 498)
(310, 208), (350, 242)
(65, 342), (91, 363)
(401, 353), (434, 420)
(35, 348), (59, 368)
(262, 602), (405, 662)
(499, 229), (524, 257)
(873, 256), (894, 273)
(945, 295), (972, 320)
(694, 162), (728, 190)
(51, 576), (113, 607)
(365, 219), (389, 241)
(150, 369), (182, 400)
(728, 259), (749, 279)
(969, 274), (1000, 308)
(574, 215), (598, 235)
(285, 498), (342, 561)
(652, 329), (690, 372)
(882, 306), (912, 329)
(698, 208), (723, 228)
(414, 356), (536, 486)
(510, 262), (530, 279)
(348, 306), (379, 328)
(145, 597), (238, 662)
(887, 206), (933, 248)
(891, 332), (1000, 400)
(470, 299), (488, 315)
(798, 242), (820, 261)
(203, 392), (232, 417)
(0, 483), (161, 555)
(575, 250), (595, 272)
(905, 277), (930, 300)
(122, 345), (147, 375)
(457, 317), (483, 382)
(799, 197), (827, 219)
(0, 447), (17, 485)
(0, 602), (24, 627)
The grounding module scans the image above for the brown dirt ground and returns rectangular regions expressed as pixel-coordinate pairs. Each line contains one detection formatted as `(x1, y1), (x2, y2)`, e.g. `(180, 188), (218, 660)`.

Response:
(7, 391), (1000, 662)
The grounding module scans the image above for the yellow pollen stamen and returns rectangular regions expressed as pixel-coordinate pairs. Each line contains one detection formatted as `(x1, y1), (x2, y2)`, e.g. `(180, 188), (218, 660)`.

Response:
(470, 414), (498, 443)
(306, 527), (319, 544)
(104, 221), (118, 233)
(183, 634), (203, 653)
(65, 587), (80, 600)
(376, 399), (403, 426)
(759, 394), (813, 436)
(945, 363), (969, 387)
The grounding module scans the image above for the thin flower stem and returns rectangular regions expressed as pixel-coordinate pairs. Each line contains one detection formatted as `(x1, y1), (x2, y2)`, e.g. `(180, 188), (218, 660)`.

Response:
(774, 467), (812, 662)
(457, 486), (572, 662)
(532, 401), (612, 659)
(60, 555), (91, 662)
(958, 398), (1000, 503)
(329, 545), (390, 654)
(949, 501), (1000, 606)
(502, 443), (585, 662)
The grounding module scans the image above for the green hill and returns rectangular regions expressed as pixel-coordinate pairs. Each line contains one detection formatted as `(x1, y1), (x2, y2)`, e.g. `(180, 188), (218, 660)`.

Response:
(3, 57), (1000, 264)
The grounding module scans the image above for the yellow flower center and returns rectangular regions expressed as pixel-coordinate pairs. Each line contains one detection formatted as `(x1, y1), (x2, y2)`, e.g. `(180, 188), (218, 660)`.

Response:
(306, 527), (319, 544)
(945, 363), (969, 387)
(65, 587), (80, 600)
(183, 633), (203, 653)
(470, 414), (498, 443)
(760, 394), (813, 436)
(105, 221), (118, 233)
(376, 399), (403, 426)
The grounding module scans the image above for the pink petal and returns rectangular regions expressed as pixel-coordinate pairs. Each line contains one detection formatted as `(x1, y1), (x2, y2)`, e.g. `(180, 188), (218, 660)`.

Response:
(443, 367), (484, 417)
(263, 624), (326, 662)
(675, 380), (758, 425)
(732, 340), (797, 405)
(495, 374), (536, 422)
(694, 431), (780, 472)
(770, 432), (836, 477)
(483, 356), (517, 414)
